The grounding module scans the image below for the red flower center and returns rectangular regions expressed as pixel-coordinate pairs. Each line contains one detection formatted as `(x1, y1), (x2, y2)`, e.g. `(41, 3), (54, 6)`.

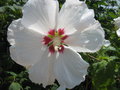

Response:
(42, 29), (68, 53)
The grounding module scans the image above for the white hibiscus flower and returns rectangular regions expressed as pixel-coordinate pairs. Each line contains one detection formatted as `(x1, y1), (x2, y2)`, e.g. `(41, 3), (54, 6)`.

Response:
(114, 17), (120, 37)
(7, 0), (105, 90)
(104, 40), (111, 47)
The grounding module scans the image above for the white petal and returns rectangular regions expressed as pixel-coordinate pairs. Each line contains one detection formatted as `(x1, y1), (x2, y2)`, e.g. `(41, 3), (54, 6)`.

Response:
(7, 19), (44, 67)
(65, 21), (105, 52)
(22, 0), (59, 35)
(28, 49), (56, 87)
(57, 0), (95, 35)
(114, 17), (120, 28)
(103, 40), (111, 47)
(116, 28), (120, 37)
(116, 0), (120, 6)
(57, 86), (66, 90)
(54, 47), (89, 89)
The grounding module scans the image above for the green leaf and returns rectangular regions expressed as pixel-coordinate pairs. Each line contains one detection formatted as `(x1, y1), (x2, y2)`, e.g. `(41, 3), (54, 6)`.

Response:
(91, 60), (116, 90)
(51, 84), (58, 90)
(9, 82), (22, 90)
(6, 71), (17, 76)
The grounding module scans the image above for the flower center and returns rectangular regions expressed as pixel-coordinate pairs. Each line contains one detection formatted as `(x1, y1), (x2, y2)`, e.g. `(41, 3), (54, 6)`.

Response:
(53, 36), (61, 46)
(42, 29), (68, 53)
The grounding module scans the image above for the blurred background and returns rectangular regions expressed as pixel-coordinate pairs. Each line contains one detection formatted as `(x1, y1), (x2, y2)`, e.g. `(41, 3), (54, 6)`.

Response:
(0, 0), (120, 90)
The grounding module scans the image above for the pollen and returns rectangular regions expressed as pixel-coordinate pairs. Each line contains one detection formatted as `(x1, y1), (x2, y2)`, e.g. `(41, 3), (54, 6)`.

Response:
(42, 29), (68, 53)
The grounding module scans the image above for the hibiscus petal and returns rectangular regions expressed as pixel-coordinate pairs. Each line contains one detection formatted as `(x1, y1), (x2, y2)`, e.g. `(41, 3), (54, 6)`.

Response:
(65, 21), (105, 52)
(114, 17), (120, 28)
(54, 47), (89, 89)
(28, 49), (56, 87)
(21, 0), (59, 35)
(116, 28), (120, 37)
(57, 0), (95, 35)
(7, 19), (44, 67)
(57, 86), (66, 90)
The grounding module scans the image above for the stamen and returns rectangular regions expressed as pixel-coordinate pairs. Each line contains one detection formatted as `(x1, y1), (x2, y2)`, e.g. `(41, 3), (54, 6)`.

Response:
(54, 46), (59, 51)
(53, 36), (61, 46)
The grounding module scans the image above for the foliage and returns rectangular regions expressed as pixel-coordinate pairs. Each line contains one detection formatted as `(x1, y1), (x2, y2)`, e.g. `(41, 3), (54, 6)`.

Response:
(0, 0), (120, 90)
